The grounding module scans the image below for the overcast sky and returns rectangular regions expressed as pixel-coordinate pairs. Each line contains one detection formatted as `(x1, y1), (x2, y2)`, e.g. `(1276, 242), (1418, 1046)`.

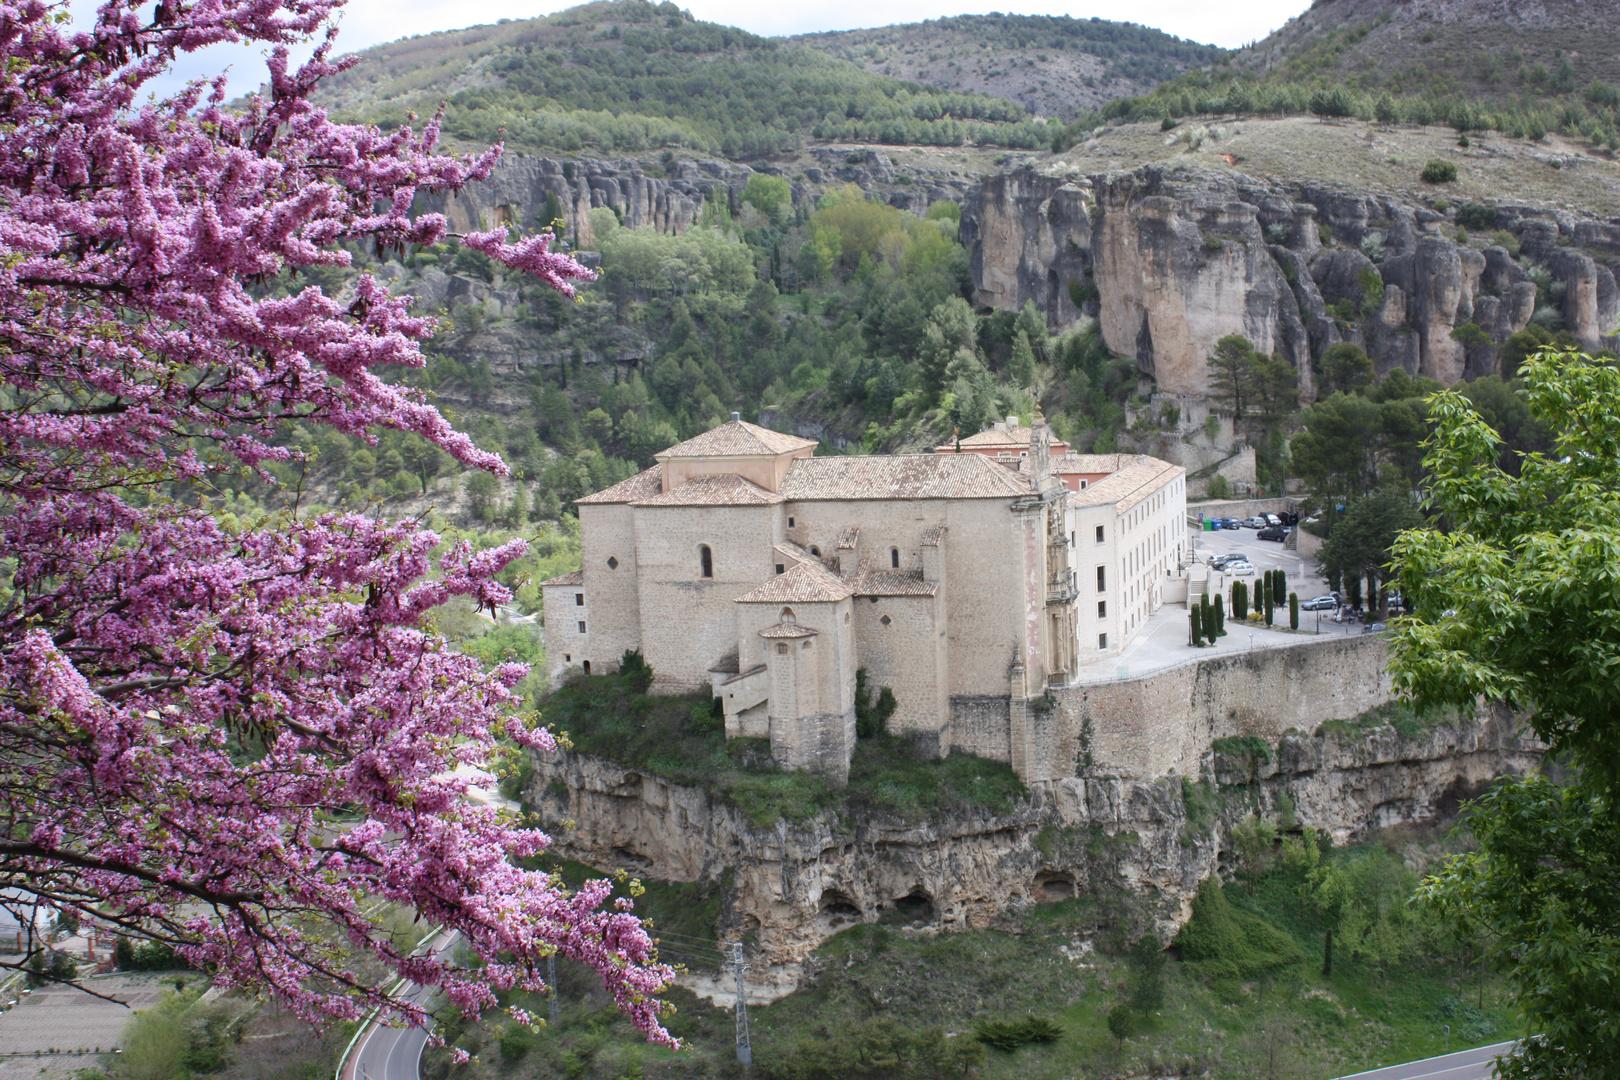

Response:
(82, 0), (1310, 101)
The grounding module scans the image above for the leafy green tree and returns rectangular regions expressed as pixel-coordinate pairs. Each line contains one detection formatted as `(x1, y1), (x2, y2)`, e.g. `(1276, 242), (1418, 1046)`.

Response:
(399, 437), (446, 495)
(740, 173), (792, 226)
(1106, 1003), (1136, 1048)
(1321, 342), (1374, 396)
(1320, 490), (1422, 616)
(1207, 334), (1258, 420)
(1391, 350), (1620, 1077)
(1290, 392), (1386, 501)
(1008, 330), (1037, 387)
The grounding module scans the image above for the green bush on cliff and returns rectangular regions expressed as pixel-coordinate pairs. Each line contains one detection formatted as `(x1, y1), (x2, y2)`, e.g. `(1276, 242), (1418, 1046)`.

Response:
(1173, 878), (1303, 982)
(541, 667), (1026, 826)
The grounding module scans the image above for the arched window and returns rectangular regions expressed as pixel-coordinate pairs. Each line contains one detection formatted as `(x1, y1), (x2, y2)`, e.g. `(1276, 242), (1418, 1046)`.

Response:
(890, 547), (900, 569)
(810, 545), (821, 557)
(699, 544), (713, 578)
(781, 607), (796, 624)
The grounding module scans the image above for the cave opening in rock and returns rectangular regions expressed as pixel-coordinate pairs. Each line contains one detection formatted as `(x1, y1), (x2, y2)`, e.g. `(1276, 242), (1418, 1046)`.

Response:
(820, 889), (861, 918)
(886, 889), (935, 925)
(1036, 873), (1076, 902)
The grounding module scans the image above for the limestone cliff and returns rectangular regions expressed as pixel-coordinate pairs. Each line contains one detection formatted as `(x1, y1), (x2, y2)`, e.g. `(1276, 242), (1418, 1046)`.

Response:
(965, 163), (1620, 395)
(530, 706), (1539, 1000)
(417, 148), (971, 247)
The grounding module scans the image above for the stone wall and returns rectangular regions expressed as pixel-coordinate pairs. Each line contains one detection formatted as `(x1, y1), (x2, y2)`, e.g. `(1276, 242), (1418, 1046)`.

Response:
(1058, 635), (1391, 781)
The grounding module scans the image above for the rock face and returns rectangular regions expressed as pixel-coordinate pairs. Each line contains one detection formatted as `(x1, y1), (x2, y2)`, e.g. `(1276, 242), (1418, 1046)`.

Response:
(530, 706), (1539, 1000)
(964, 163), (1620, 397)
(418, 149), (971, 247)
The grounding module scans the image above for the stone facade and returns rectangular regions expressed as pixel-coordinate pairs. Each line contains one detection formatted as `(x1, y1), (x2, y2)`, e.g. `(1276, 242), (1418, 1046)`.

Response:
(543, 417), (1188, 780)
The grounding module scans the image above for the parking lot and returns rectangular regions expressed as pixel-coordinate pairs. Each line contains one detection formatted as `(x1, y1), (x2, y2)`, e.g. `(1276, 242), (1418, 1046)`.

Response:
(1191, 522), (1336, 612)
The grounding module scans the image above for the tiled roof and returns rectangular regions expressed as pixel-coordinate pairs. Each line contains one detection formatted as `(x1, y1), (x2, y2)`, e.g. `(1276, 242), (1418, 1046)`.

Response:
(837, 527), (860, 550)
(1072, 458), (1184, 512)
(539, 570), (584, 587)
(759, 622), (819, 639)
(936, 426), (1033, 452)
(921, 525), (946, 547)
(855, 570), (938, 597)
(733, 560), (855, 604)
(654, 420), (817, 460)
(1055, 453), (1133, 475)
(773, 542), (822, 569)
(779, 454), (1030, 501)
(630, 474), (784, 507)
(575, 464), (664, 505)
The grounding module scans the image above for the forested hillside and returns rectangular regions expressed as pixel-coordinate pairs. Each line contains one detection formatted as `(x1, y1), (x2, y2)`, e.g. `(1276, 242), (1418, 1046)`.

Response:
(792, 14), (1224, 122)
(319, 0), (1063, 156)
(1055, 0), (1620, 151)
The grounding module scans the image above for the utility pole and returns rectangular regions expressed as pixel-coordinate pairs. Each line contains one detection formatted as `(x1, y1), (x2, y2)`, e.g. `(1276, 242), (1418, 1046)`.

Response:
(548, 953), (558, 1027)
(728, 942), (752, 1067)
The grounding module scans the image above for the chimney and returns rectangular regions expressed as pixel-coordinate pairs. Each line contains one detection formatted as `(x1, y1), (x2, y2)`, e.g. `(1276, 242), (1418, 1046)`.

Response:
(731, 411), (741, 422)
(1007, 415), (1020, 429)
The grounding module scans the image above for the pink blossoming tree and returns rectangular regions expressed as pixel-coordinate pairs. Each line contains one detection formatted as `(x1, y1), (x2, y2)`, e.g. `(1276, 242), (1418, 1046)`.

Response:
(0, 0), (674, 1044)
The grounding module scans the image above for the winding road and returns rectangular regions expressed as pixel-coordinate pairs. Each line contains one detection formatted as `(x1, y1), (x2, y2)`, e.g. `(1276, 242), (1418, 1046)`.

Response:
(1333, 1041), (1519, 1080)
(342, 932), (458, 1080)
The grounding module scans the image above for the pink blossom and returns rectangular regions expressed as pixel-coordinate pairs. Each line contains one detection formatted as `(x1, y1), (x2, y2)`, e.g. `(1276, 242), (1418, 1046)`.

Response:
(0, 0), (673, 1047)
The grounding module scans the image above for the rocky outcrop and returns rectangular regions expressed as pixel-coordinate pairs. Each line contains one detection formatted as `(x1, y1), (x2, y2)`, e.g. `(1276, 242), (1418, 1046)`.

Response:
(964, 163), (1620, 397)
(416, 149), (972, 248)
(961, 170), (1091, 327)
(530, 707), (1539, 1000)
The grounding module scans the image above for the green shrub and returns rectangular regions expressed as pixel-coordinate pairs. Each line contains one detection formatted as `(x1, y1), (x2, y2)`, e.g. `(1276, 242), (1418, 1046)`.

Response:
(974, 1015), (1064, 1051)
(1420, 159), (1458, 183)
(498, 1023), (535, 1061)
(1207, 473), (1231, 499)
(1106, 1003), (1136, 1046)
(1173, 878), (1303, 981)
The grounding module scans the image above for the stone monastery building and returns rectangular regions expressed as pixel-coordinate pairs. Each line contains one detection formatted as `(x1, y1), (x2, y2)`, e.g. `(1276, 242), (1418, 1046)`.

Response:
(543, 416), (1188, 779)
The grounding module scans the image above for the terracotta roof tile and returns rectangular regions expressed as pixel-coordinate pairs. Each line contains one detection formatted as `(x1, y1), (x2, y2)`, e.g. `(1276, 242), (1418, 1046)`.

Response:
(855, 570), (938, 597)
(837, 527), (860, 550)
(575, 464), (663, 505)
(779, 454), (1030, 501)
(773, 542), (822, 568)
(1071, 458), (1184, 512)
(1055, 453), (1133, 475)
(920, 525), (946, 547)
(654, 420), (817, 460)
(733, 560), (855, 604)
(936, 426), (1033, 452)
(630, 474), (784, 507)
(759, 623), (819, 639)
(539, 570), (584, 587)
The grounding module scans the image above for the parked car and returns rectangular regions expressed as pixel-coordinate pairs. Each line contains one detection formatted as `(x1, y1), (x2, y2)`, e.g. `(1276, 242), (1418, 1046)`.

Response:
(1224, 561), (1256, 576)
(1265, 514), (1283, 527)
(1243, 516), (1267, 528)
(1257, 526), (1288, 541)
(1207, 554), (1242, 569)
(1281, 511), (1299, 526)
(1223, 518), (1243, 530)
(1300, 595), (1338, 611)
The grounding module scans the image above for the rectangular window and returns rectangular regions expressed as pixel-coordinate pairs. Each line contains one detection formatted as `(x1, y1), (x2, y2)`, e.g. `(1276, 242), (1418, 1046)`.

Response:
(1096, 566), (1106, 592)
(1098, 601), (1107, 619)
(1095, 525), (1105, 543)
(1098, 633), (1108, 650)
(577, 621), (586, 634)
(776, 564), (785, 575)
(574, 593), (584, 606)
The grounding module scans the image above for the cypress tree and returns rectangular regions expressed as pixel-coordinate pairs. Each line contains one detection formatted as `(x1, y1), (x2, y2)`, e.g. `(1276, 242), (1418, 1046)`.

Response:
(1276, 568), (1288, 603)
(1214, 594), (1226, 636)
(1233, 581), (1248, 621)
(1201, 594), (1214, 639)
(1289, 591), (1300, 630)
(1264, 582), (1276, 626)
(1190, 606), (1204, 646)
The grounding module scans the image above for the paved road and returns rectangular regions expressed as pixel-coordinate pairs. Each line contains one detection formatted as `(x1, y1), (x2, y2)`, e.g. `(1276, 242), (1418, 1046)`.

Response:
(346, 933), (457, 1080)
(1334, 1041), (1518, 1080)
